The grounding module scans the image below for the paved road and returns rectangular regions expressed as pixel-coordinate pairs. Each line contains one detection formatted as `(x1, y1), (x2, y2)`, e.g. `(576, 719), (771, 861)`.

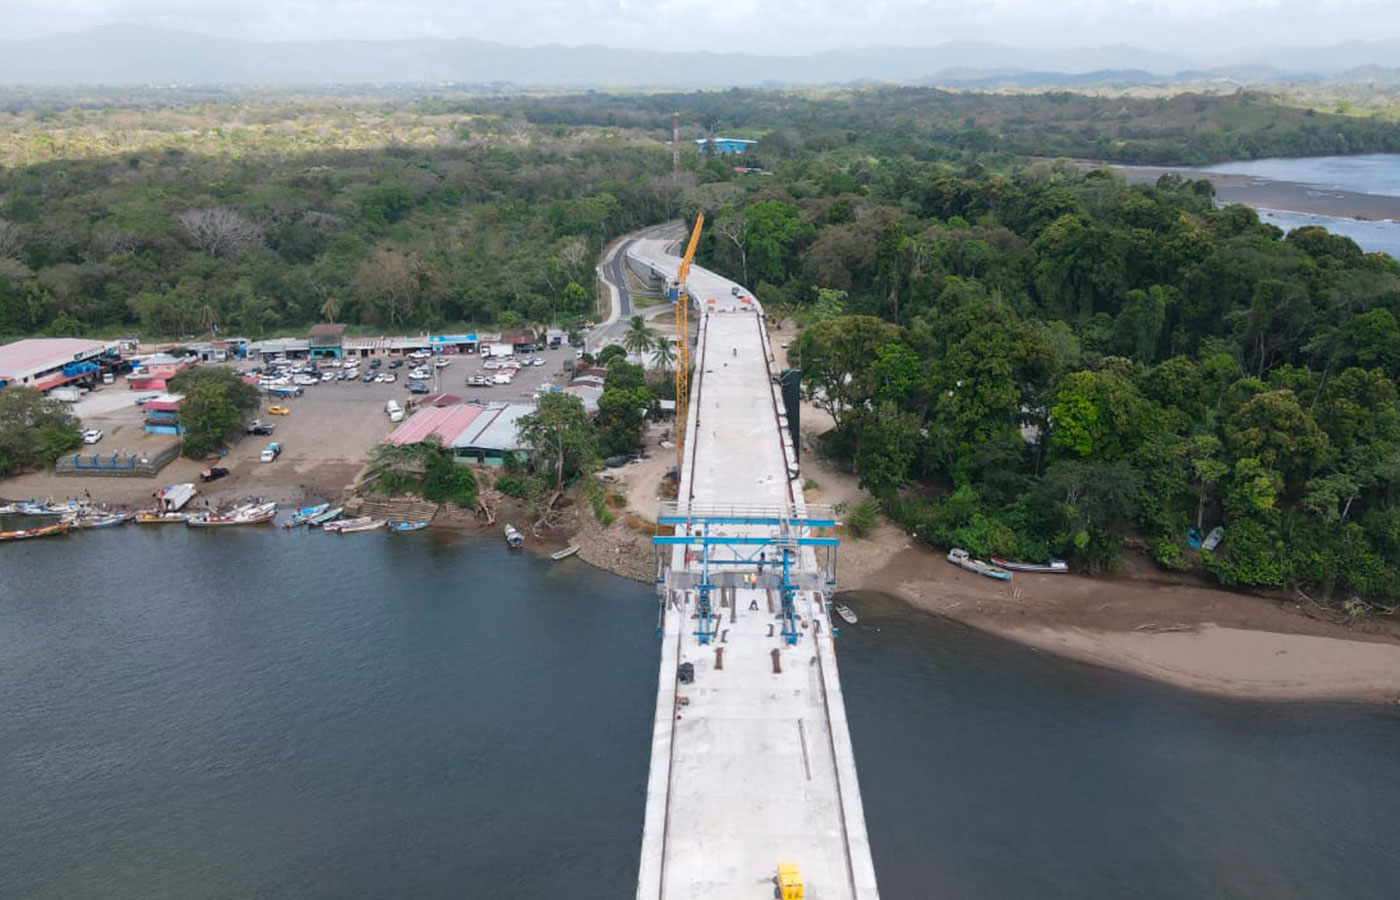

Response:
(592, 223), (686, 352)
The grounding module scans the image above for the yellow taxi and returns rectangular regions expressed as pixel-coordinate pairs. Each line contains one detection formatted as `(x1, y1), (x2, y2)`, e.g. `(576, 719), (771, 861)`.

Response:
(267, 405), (291, 415)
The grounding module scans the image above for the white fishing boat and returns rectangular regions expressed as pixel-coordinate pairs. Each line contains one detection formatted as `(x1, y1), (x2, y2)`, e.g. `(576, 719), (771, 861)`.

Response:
(833, 603), (858, 624)
(504, 524), (524, 549)
(323, 516), (370, 533)
(187, 502), (277, 527)
(550, 544), (579, 560)
(67, 511), (135, 529)
(989, 557), (1069, 574)
(336, 517), (386, 534)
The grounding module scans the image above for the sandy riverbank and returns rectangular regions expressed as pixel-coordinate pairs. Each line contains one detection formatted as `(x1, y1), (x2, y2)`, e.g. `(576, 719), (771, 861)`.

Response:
(794, 402), (1400, 703)
(1107, 163), (1400, 221)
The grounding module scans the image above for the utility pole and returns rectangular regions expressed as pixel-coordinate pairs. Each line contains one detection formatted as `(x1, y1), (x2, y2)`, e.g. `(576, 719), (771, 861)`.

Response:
(672, 111), (680, 174)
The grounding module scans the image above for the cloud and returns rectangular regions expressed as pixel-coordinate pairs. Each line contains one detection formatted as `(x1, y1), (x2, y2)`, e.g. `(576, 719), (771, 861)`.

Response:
(3, 0), (1398, 53)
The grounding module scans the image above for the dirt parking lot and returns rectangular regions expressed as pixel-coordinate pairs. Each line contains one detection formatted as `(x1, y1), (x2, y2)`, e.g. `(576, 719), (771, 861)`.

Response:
(1, 345), (586, 509)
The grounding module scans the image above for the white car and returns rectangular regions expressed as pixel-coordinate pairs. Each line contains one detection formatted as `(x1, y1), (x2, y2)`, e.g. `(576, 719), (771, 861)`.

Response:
(483, 360), (501, 370)
(294, 375), (318, 386)
(82, 428), (103, 444)
(321, 372), (335, 382)
(382, 372), (397, 383)
(493, 372), (513, 384)
(325, 359), (341, 368)
(434, 358), (451, 368)
(531, 357), (545, 366)
(409, 368), (430, 380)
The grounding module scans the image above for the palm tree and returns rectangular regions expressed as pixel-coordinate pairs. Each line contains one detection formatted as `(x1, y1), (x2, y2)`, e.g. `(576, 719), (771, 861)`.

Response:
(622, 314), (656, 357)
(320, 295), (341, 323)
(651, 338), (675, 376)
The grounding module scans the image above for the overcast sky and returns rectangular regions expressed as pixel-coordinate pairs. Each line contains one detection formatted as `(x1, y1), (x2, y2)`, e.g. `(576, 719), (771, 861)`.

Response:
(5, 0), (1399, 54)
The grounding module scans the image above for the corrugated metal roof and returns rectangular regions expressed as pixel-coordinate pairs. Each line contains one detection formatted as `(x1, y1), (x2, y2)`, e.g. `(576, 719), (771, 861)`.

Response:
(385, 404), (486, 446)
(451, 403), (534, 452)
(0, 338), (113, 380)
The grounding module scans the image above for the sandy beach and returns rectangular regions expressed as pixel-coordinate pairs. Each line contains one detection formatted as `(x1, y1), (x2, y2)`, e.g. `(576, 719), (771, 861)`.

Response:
(1107, 163), (1400, 221)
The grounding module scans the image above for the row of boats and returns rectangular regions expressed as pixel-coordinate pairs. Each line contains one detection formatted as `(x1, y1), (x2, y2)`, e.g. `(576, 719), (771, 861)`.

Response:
(0, 498), (432, 540)
(946, 547), (1070, 580)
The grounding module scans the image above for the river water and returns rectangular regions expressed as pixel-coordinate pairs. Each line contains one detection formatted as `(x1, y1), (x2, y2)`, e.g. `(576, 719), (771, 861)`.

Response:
(4, 530), (1400, 898)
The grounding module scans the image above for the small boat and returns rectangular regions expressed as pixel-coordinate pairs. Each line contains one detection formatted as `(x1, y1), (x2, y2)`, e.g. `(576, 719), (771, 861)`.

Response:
(989, 557), (1068, 574)
(137, 510), (188, 524)
(187, 502), (277, 527)
(1202, 526), (1225, 552)
(307, 506), (343, 526)
(0, 503), (18, 514)
(68, 511), (135, 529)
(833, 603), (858, 624)
(550, 545), (580, 560)
(337, 517), (386, 534)
(504, 524), (524, 549)
(282, 503), (331, 528)
(388, 520), (429, 532)
(0, 521), (71, 541)
(947, 548), (1012, 581)
(324, 516), (370, 533)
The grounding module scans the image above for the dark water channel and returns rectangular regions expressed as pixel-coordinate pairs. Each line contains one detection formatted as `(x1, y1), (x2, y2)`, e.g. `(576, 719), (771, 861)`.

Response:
(2, 529), (1397, 898)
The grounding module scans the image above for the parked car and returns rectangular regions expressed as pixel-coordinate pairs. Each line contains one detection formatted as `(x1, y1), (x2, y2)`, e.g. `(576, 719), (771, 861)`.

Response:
(382, 372), (397, 383)
(200, 466), (229, 482)
(361, 372), (377, 382)
(81, 428), (103, 444)
(483, 360), (501, 370)
(532, 357), (546, 366)
(388, 359), (403, 368)
(407, 380), (430, 394)
(434, 358), (452, 368)
(246, 421), (275, 436)
(369, 358), (382, 368)
(267, 405), (291, 415)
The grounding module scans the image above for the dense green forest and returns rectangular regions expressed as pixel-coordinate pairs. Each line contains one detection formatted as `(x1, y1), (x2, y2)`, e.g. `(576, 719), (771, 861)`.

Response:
(4, 87), (1400, 602)
(689, 162), (1400, 603)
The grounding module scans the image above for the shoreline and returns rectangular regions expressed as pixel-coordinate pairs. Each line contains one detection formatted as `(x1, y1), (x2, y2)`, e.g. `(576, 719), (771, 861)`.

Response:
(1104, 163), (1400, 222)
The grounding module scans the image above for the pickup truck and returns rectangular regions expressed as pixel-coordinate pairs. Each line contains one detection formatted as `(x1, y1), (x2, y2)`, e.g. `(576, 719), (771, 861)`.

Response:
(259, 442), (282, 463)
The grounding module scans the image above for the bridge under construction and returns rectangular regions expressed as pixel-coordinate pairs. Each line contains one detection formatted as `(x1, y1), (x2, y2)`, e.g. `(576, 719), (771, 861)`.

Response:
(626, 229), (880, 900)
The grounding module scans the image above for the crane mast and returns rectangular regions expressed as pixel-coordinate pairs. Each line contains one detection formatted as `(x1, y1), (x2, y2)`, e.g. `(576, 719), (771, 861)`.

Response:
(672, 213), (704, 479)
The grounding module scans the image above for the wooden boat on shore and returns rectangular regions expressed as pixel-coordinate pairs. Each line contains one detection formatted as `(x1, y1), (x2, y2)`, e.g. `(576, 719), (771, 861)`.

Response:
(0, 521), (70, 542)
(550, 544), (579, 560)
(387, 520), (429, 532)
(136, 510), (188, 524)
(504, 524), (524, 549)
(989, 557), (1068, 574)
(282, 503), (330, 528)
(833, 603), (858, 624)
(187, 502), (277, 527)
(307, 506), (343, 526)
(337, 517), (385, 534)
(947, 548), (1013, 581)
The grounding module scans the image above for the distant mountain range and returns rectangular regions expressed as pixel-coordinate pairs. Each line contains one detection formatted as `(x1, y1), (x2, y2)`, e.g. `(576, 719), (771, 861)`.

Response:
(0, 25), (1398, 88)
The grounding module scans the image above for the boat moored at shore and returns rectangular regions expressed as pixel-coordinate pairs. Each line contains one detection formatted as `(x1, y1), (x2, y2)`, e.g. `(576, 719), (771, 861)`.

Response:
(187, 502), (277, 527)
(948, 547), (1013, 581)
(0, 521), (71, 542)
(988, 557), (1068, 574)
(504, 524), (524, 549)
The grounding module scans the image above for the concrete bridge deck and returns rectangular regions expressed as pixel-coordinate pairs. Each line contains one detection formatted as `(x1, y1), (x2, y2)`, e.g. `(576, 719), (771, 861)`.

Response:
(628, 238), (880, 900)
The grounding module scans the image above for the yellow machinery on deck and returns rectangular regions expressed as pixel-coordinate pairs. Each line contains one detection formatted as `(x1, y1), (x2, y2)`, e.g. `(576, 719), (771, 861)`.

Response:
(777, 862), (804, 899)
(672, 213), (704, 477)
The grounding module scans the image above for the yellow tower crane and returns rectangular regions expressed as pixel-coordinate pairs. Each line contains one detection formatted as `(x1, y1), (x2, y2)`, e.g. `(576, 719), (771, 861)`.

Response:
(672, 213), (704, 478)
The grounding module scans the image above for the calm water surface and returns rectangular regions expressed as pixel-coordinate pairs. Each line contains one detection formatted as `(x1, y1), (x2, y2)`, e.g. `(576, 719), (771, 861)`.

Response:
(4, 530), (1400, 898)
(1202, 153), (1400, 198)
